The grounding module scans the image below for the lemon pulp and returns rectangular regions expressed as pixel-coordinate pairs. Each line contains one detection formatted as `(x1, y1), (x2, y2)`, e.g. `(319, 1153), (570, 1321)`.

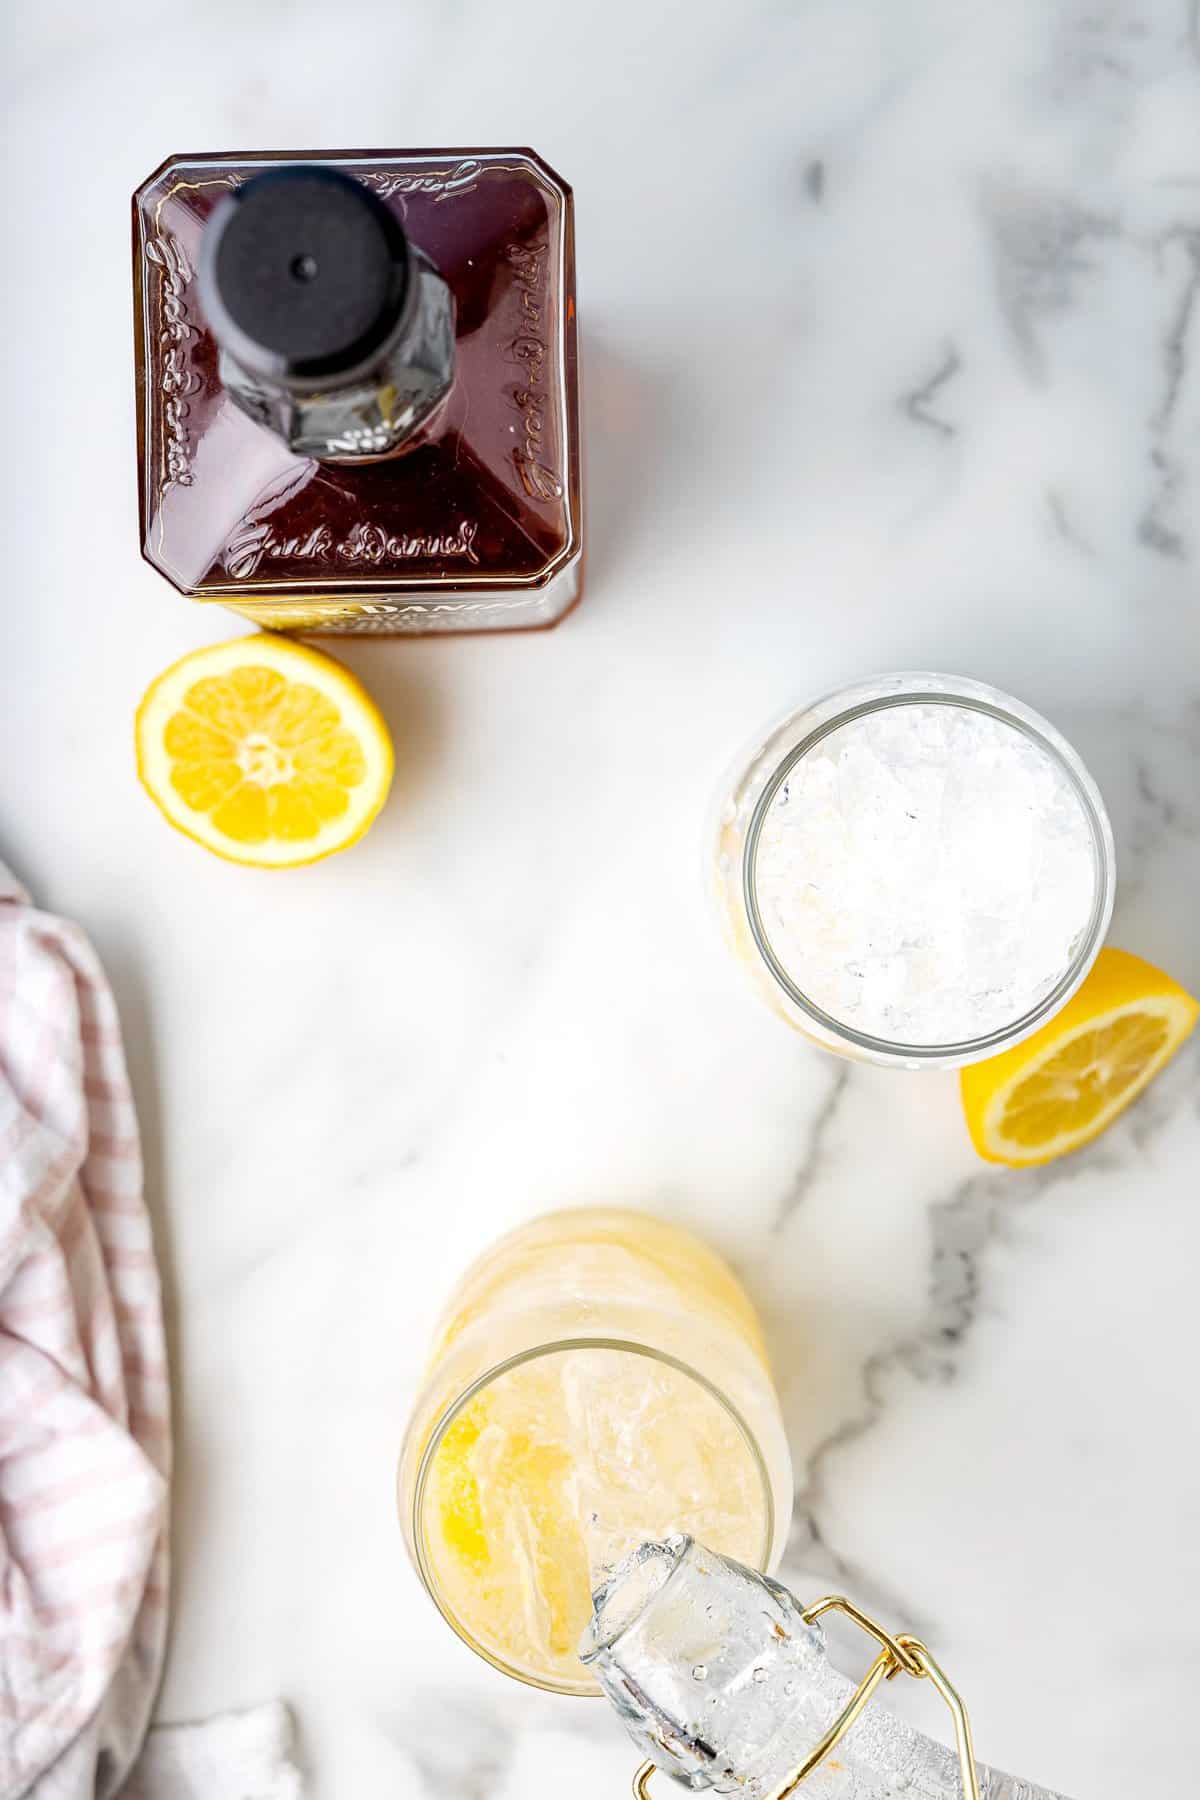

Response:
(136, 635), (393, 866)
(962, 947), (1197, 1165)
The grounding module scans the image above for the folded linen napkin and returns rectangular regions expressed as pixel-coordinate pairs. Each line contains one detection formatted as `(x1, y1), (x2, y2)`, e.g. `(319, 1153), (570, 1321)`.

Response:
(1, 864), (307, 1799)
(0, 862), (171, 1799)
(121, 1700), (305, 1798)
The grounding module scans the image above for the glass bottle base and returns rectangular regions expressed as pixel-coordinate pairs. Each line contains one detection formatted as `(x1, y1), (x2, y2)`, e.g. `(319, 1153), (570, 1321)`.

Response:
(216, 554), (583, 635)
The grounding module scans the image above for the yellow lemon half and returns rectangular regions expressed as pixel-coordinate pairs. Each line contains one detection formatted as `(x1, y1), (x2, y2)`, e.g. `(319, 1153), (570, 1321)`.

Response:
(136, 635), (393, 867)
(962, 947), (1197, 1166)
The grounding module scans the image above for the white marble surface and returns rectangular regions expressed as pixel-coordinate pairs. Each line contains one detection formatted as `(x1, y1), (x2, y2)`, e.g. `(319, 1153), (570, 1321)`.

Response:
(3, 1), (1200, 1794)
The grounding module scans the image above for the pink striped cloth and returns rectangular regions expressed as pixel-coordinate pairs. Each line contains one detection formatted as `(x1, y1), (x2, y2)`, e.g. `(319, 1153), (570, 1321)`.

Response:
(0, 863), (170, 1799)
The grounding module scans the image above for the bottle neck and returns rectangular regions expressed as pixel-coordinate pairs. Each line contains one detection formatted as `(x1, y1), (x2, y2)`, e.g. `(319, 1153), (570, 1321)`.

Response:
(215, 249), (456, 463)
(584, 1540), (1074, 1800)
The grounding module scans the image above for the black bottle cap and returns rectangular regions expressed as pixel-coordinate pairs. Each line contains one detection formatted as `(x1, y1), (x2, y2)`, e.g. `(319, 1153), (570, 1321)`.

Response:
(198, 165), (411, 383)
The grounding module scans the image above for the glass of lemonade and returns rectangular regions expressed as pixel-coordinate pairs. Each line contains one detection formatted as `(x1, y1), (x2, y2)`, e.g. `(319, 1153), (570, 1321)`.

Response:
(398, 1209), (793, 1693)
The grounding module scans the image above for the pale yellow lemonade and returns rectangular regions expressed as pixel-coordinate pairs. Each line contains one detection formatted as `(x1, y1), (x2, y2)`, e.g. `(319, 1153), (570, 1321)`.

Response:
(398, 1209), (793, 1692)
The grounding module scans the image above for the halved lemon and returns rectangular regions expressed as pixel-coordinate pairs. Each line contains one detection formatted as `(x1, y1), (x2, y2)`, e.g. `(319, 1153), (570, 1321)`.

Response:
(136, 635), (393, 867)
(962, 947), (1197, 1166)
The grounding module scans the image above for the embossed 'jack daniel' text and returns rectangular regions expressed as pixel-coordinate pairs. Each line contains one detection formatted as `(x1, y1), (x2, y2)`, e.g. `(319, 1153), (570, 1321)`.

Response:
(223, 519), (480, 581)
(360, 158), (484, 201)
(506, 242), (563, 503)
(145, 234), (198, 490)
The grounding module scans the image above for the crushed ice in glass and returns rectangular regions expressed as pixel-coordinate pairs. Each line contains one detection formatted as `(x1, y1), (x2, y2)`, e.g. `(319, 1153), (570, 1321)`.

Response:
(753, 701), (1097, 1045)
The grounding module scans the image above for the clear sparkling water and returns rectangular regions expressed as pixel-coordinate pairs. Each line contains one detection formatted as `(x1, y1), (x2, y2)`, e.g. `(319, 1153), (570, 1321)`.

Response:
(753, 702), (1097, 1046)
(582, 1538), (1074, 1800)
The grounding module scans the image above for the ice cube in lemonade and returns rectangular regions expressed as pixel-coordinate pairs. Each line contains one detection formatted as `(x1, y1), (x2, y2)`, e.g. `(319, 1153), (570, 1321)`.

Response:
(398, 1210), (792, 1692)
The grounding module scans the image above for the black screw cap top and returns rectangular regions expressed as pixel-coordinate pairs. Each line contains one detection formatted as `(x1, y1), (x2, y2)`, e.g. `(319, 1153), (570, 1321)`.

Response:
(198, 165), (411, 382)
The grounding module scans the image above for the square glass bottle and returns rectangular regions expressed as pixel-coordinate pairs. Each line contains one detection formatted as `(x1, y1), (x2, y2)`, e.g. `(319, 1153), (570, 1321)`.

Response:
(132, 149), (582, 634)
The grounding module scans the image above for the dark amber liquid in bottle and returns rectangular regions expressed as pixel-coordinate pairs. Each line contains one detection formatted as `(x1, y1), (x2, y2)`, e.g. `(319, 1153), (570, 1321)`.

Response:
(133, 151), (581, 633)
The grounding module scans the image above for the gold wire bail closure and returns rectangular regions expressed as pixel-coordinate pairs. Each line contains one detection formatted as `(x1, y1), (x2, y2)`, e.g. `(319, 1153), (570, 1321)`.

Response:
(632, 1594), (981, 1800)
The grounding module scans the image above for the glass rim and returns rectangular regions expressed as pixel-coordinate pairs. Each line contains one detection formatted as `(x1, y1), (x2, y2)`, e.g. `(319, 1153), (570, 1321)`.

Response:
(742, 681), (1117, 1065)
(402, 1334), (777, 1697)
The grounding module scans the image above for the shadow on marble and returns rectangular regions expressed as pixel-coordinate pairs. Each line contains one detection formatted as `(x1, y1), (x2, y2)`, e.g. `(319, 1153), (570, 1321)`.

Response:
(578, 331), (677, 593)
